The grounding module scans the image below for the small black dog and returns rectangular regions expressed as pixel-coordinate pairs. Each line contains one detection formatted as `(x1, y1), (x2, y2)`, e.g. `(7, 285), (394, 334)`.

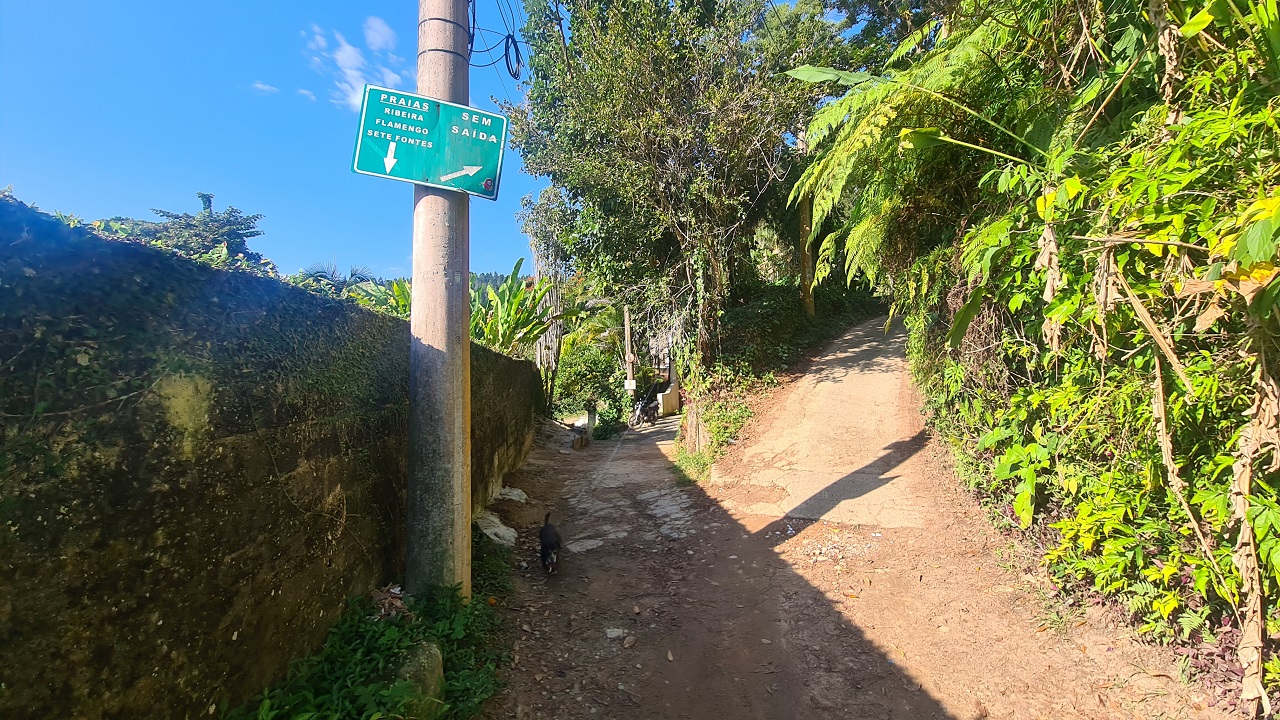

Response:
(539, 512), (562, 574)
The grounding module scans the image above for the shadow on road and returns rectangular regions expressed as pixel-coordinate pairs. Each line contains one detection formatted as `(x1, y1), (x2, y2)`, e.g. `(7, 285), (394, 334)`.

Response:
(774, 430), (929, 538)
(489, 417), (960, 720)
(796, 318), (902, 386)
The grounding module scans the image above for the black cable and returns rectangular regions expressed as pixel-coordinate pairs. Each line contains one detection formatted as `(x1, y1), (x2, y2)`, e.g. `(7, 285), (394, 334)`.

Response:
(461, 1), (525, 79)
(420, 15), (475, 60)
(473, 34), (508, 55)
(469, 0), (478, 52)
(471, 54), (507, 68)
(494, 0), (517, 34)
(504, 33), (523, 80)
(469, 33), (522, 79)
(474, 25), (530, 45)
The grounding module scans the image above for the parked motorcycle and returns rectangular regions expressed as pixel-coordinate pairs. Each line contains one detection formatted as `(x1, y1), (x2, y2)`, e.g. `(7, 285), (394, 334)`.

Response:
(627, 379), (667, 429)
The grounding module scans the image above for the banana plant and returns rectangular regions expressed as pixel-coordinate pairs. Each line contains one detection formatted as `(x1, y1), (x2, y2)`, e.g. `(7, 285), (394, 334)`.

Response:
(469, 259), (556, 357)
(349, 278), (412, 320)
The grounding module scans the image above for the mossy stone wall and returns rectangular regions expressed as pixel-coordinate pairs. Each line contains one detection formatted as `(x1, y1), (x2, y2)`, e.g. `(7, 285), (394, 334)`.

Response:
(0, 198), (540, 719)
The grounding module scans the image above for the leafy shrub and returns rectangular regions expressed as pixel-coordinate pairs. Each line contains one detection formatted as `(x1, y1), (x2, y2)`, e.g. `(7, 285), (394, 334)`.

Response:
(553, 342), (629, 424)
(716, 280), (881, 371)
(114, 193), (279, 278)
(470, 259), (555, 358)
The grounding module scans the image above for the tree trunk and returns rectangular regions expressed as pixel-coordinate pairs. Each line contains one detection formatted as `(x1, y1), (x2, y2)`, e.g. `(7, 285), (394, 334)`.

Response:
(798, 133), (816, 318)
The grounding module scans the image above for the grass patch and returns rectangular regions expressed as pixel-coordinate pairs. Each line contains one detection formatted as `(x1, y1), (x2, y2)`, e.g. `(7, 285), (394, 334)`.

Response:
(225, 530), (511, 720)
(674, 445), (714, 484)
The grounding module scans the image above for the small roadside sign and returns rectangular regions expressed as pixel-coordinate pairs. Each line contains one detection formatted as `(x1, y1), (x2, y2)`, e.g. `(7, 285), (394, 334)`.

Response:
(352, 85), (508, 200)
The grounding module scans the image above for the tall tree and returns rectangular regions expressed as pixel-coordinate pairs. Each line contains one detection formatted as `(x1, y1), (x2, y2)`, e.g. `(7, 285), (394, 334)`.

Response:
(508, 0), (853, 359)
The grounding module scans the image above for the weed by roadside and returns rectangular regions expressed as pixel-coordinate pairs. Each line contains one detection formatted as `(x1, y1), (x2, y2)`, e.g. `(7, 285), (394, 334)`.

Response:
(674, 445), (712, 485)
(224, 530), (512, 720)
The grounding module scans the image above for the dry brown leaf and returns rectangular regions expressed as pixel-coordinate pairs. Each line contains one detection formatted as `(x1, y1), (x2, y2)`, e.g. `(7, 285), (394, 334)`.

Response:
(1229, 359), (1280, 718)
(1152, 0), (1184, 102)
(1225, 268), (1280, 304)
(623, 635), (637, 648)
(1093, 246), (1120, 313)
(1035, 224), (1063, 304)
(1177, 278), (1216, 297)
(1193, 300), (1226, 332)
(1042, 316), (1063, 354)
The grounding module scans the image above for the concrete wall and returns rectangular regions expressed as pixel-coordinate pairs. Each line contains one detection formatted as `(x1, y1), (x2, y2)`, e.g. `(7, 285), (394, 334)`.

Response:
(0, 197), (541, 719)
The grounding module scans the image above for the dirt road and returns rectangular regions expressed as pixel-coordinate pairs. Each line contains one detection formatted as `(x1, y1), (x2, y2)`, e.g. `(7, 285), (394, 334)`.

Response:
(484, 318), (1228, 720)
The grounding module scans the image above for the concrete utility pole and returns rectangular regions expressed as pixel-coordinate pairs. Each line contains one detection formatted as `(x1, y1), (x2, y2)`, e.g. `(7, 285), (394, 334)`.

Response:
(623, 305), (635, 398)
(406, 0), (472, 598)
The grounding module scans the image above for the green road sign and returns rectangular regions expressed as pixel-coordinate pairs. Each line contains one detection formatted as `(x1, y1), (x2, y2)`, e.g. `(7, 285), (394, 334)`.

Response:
(352, 85), (508, 201)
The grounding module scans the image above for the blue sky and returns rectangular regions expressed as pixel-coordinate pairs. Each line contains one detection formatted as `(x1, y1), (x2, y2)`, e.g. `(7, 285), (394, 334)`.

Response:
(0, 0), (545, 277)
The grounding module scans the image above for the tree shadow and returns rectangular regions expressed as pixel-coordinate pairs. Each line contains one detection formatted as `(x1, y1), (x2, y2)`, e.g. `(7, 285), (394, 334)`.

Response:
(790, 317), (903, 386)
(744, 430), (929, 548)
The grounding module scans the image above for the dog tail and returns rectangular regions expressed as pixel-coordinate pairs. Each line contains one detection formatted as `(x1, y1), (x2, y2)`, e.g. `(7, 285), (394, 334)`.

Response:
(544, 511), (552, 524)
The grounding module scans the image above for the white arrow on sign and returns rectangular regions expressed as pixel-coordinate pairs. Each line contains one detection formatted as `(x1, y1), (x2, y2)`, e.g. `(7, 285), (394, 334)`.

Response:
(440, 165), (483, 182)
(383, 143), (398, 173)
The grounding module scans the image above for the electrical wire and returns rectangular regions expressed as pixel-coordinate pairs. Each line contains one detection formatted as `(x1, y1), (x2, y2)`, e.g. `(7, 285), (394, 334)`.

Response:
(504, 33), (524, 80)
(469, 0), (478, 52)
(446, 0), (525, 84)
(468, 22), (524, 79)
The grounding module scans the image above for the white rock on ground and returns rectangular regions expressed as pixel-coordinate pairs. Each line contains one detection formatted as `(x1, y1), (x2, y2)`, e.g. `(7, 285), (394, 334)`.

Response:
(498, 486), (529, 503)
(475, 510), (517, 546)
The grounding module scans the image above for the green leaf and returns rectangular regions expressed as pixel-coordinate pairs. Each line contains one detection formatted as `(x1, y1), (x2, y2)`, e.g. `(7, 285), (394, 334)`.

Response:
(1234, 213), (1279, 265)
(977, 425), (1014, 451)
(784, 65), (873, 86)
(898, 127), (946, 150)
(1179, 6), (1216, 37)
(946, 285), (985, 348)
(1013, 489), (1035, 528)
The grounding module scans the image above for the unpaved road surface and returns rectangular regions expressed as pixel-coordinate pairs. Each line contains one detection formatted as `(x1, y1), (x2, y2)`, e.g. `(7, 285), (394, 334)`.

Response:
(484, 318), (1229, 720)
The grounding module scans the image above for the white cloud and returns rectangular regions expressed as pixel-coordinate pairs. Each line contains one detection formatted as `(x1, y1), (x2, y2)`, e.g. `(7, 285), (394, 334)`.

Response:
(331, 32), (367, 111)
(251, 81), (279, 93)
(297, 89), (316, 101)
(305, 21), (407, 111)
(306, 24), (328, 51)
(364, 16), (396, 53)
